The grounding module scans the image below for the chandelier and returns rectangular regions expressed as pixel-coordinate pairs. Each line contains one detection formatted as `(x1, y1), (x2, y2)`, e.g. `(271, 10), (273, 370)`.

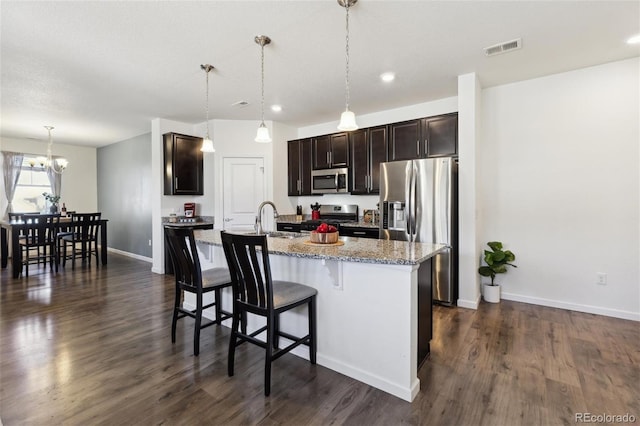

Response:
(200, 64), (216, 153)
(30, 126), (68, 174)
(337, 0), (358, 131)
(255, 35), (272, 143)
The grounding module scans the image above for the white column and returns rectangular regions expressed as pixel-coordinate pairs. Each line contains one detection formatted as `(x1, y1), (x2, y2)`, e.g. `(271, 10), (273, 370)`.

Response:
(457, 73), (482, 308)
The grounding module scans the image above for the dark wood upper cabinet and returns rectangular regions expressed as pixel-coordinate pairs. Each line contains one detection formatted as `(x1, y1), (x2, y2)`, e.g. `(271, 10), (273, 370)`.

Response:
(388, 120), (421, 161)
(313, 133), (349, 169)
(423, 113), (458, 157)
(350, 126), (387, 195)
(163, 132), (203, 195)
(288, 138), (313, 196)
(349, 129), (369, 194)
(368, 126), (388, 193)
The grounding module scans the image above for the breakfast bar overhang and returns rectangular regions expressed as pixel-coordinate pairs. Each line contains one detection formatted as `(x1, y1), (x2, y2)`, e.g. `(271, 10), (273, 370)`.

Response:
(192, 230), (446, 402)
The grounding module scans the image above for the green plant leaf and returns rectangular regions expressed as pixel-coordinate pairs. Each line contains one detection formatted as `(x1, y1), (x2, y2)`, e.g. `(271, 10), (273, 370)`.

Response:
(487, 241), (503, 251)
(478, 266), (494, 277)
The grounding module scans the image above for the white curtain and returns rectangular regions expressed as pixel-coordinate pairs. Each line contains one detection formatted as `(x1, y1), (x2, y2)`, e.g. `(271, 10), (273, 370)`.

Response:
(46, 165), (62, 201)
(2, 151), (24, 219)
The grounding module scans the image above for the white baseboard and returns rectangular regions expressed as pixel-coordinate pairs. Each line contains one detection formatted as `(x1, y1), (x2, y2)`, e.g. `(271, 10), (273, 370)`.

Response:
(106, 247), (152, 263)
(501, 291), (640, 322)
(457, 294), (480, 310)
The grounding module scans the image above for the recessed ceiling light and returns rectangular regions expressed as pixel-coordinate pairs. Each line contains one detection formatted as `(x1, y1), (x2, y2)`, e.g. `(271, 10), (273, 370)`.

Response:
(627, 34), (640, 44)
(271, 105), (282, 112)
(380, 72), (395, 82)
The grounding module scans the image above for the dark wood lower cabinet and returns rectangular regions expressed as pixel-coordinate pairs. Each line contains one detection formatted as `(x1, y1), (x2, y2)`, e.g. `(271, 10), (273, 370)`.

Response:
(339, 226), (378, 239)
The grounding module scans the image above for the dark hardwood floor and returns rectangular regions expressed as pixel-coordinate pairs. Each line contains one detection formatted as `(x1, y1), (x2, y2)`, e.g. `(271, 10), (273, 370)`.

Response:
(1, 253), (638, 425)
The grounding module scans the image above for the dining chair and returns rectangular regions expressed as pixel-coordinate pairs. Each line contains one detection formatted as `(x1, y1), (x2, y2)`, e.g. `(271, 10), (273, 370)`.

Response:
(18, 214), (61, 276)
(57, 212), (102, 269)
(220, 231), (317, 396)
(164, 226), (234, 356)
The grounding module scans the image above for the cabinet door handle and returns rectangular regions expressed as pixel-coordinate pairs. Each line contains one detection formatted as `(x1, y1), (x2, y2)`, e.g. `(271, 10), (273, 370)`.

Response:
(365, 175), (369, 190)
(354, 231), (366, 235)
(329, 151), (332, 165)
(224, 218), (233, 222)
(297, 179), (301, 193)
(416, 140), (419, 155)
(326, 152), (330, 165)
(175, 177), (178, 189)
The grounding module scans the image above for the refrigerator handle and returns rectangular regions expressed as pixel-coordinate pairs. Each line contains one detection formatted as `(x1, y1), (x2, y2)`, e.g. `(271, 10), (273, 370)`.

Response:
(405, 168), (412, 236)
(411, 162), (417, 239)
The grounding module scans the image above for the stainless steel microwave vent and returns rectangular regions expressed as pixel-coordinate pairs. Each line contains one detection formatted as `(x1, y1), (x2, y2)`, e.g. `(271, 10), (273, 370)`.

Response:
(484, 38), (522, 56)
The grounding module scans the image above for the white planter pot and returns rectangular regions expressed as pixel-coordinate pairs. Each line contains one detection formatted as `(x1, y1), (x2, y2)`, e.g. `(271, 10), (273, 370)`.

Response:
(483, 284), (501, 303)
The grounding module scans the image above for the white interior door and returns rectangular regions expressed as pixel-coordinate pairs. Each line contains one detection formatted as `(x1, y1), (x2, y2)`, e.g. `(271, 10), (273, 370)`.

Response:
(222, 157), (265, 231)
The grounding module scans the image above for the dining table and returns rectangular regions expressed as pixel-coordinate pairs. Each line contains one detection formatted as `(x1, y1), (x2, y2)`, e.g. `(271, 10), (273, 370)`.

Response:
(0, 216), (109, 278)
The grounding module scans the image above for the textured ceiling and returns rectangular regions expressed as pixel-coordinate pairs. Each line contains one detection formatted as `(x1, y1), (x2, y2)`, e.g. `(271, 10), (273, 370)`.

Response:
(1, 0), (639, 147)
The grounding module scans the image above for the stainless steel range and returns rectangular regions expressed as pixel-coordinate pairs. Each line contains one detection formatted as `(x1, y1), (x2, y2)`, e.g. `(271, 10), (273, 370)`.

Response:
(300, 204), (358, 231)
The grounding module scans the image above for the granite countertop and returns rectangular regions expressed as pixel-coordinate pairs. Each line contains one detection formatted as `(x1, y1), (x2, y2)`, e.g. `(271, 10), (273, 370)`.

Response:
(194, 229), (446, 266)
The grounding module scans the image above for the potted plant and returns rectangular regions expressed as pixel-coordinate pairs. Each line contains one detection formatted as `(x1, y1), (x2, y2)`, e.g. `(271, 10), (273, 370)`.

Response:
(478, 241), (517, 303)
(43, 192), (61, 213)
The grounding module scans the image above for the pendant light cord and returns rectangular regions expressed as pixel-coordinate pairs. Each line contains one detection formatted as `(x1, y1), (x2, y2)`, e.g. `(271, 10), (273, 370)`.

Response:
(261, 43), (266, 125)
(205, 68), (211, 139)
(344, 2), (351, 111)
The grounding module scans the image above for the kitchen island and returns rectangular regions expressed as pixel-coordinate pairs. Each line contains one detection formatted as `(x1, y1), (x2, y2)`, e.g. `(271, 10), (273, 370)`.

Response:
(192, 230), (446, 402)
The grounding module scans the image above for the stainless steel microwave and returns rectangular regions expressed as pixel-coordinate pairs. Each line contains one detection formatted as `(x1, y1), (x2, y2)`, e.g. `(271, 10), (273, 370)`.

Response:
(311, 168), (349, 193)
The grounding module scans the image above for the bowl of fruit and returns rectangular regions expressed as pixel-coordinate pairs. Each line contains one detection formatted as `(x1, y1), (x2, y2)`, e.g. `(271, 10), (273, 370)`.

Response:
(309, 223), (339, 244)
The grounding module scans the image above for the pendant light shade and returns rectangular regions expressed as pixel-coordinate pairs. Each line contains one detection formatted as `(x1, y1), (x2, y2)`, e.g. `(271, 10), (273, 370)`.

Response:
(255, 123), (271, 143)
(338, 110), (358, 131)
(200, 64), (216, 153)
(201, 137), (214, 152)
(254, 35), (272, 143)
(337, 0), (358, 131)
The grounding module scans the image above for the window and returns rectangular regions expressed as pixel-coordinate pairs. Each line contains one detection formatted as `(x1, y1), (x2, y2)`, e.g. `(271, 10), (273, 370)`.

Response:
(12, 157), (52, 213)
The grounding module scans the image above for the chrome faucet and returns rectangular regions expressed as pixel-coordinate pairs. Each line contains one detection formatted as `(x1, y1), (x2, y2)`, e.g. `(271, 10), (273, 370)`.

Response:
(255, 201), (279, 234)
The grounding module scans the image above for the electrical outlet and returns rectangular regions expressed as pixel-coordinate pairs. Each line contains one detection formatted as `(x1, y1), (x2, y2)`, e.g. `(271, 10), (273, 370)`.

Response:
(597, 272), (607, 285)
(148, 239), (152, 246)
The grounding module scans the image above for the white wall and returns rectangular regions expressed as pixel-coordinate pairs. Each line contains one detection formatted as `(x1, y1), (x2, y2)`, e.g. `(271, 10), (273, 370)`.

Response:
(0, 137), (97, 214)
(479, 57), (639, 320)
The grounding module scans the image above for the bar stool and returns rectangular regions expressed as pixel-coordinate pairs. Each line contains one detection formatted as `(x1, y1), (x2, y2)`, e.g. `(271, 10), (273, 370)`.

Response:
(220, 231), (317, 396)
(164, 226), (233, 356)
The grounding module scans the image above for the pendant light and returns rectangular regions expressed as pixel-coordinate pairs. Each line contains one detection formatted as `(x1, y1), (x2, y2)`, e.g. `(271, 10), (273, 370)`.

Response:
(34, 126), (68, 174)
(200, 64), (215, 152)
(337, 0), (358, 131)
(255, 35), (272, 143)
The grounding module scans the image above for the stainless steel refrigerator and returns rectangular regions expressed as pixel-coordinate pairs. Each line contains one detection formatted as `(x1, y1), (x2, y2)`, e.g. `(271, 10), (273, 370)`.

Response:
(379, 157), (458, 306)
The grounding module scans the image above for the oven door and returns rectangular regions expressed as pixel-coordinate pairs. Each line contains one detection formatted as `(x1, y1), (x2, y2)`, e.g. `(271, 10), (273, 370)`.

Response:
(312, 168), (349, 193)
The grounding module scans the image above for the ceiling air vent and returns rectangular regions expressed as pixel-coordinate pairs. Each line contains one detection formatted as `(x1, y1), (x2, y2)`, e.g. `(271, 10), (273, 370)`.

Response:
(484, 38), (522, 56)
(231, 100), (250, 108)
